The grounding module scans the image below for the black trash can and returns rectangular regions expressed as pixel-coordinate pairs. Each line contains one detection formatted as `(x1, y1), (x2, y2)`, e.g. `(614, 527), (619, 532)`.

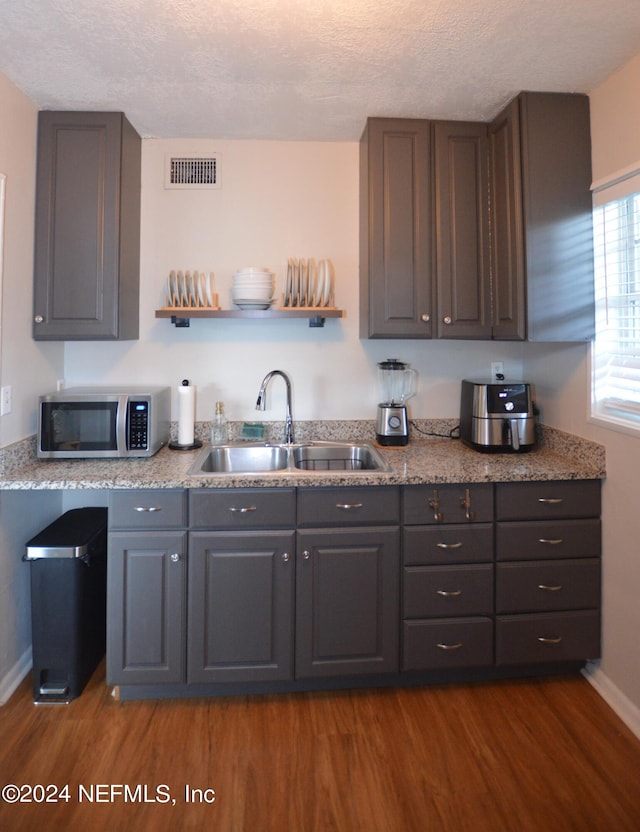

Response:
(24, 507), (107, 703)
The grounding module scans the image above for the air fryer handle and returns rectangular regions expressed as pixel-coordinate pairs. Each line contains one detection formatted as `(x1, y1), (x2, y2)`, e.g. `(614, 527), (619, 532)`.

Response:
(508, 418), (520, 451)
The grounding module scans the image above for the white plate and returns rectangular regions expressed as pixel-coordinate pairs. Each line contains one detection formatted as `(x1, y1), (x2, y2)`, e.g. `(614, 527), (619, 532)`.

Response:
(168, 270), (178, 306)
(307, 259), (317, 307)
(322, 260), (334, 306)
(233, 299), (276, 310)
(299, 259), (308, 306)
(206, 272), (216, 307)
(284, 259), (293, 307)
(315, 260), (326, 307)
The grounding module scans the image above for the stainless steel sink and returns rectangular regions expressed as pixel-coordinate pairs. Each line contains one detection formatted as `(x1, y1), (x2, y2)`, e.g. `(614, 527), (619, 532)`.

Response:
(292, 444), (387, 472)
(193, 444), (289, 474)
(187, 441), (391, 476)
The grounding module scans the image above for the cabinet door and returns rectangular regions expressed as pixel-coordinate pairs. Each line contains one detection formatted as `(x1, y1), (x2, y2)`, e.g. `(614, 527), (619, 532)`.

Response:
(107, 532), (186, 685)
(296, 527), (399, 678)
(188, 531), (295, 683)
(488, 98), (526, 340)
(33, 111), (140, 340)
(360, 118), (433, 338)
(434, 121), (491, 339)
(489, 93), (594, 342)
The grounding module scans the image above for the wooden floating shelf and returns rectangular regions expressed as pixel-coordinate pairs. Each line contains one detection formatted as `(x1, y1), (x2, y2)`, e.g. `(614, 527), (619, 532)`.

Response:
(155, 307), (345, 328)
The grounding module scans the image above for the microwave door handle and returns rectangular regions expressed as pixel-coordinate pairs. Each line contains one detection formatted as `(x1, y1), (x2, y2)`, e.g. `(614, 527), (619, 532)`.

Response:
(116, 396), (128, 455)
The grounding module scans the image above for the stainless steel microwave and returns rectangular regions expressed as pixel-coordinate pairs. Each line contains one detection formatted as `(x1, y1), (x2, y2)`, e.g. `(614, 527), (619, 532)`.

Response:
(38, 386), (171, 459)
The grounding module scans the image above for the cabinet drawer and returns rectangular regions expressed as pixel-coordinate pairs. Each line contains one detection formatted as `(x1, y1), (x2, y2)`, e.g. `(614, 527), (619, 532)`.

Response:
(404, 565), (494, 618)
(495, 480), (600, 521)
(403, 617), (493, 670)
(109, 489), (187, 529)
(404, 484), (493, 525)
(496, 519), (601, 561)
(496, 559), (600, 613)
(496, 610), (600, 665)
(190, 488), (295, 529)
(404, 523), (493, 565)
(297, 486), (399, 527)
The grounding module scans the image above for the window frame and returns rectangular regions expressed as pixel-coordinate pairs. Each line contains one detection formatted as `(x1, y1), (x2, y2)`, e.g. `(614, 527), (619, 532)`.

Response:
(590, 174), (640, 437)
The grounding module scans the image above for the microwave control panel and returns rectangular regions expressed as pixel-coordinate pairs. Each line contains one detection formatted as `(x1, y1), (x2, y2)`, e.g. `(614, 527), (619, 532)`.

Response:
(127, 401), (149, 450)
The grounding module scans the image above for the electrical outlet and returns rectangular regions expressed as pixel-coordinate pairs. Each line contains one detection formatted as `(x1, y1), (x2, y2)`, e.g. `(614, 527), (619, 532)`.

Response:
(1, 385), (12, 416)
(56, 378), (65, 391)
(491, 361), (504, 380)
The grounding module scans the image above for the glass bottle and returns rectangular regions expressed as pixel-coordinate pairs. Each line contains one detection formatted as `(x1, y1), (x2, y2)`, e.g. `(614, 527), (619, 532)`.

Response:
(211, 401), (228, 445)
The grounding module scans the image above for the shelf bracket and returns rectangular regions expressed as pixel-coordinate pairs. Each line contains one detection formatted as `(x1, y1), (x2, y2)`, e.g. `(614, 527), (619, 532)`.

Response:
(308, 316), (326, 328)
(171, 315), (190, 328)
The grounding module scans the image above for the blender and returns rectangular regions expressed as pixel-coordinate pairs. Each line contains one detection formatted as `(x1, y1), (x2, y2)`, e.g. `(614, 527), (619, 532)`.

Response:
(375, 359), (417, 446)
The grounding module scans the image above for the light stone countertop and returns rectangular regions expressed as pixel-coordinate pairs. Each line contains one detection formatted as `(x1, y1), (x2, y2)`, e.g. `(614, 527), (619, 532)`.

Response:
(0, 422), (606, 490)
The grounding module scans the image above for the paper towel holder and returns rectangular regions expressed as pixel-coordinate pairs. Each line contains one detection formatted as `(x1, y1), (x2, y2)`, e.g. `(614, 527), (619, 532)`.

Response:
(169, 379), (203, 451)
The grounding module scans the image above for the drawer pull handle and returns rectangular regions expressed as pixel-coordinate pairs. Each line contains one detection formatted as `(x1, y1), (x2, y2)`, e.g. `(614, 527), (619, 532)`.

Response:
(538, 583), (563, 592)
(437, 642), (463, 651)
(537, 635), (563, 644)
(229, 506), (257, 513)
(336, 503), (363, 511)
(437, 542), (463, 550)
(428, 490), (443, 523)
(460, 488), (476, 521)
(538, 497), (564, 505)
(436, 589), (462, 597)
(134, 505), (162, 512)
(539, 538), (564, 545)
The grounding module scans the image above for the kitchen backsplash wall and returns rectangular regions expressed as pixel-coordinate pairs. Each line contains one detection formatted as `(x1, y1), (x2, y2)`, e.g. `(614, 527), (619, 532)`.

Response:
(62, 138), (524, 423)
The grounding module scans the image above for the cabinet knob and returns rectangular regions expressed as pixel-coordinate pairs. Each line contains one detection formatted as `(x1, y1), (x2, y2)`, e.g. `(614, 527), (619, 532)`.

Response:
(34, 315), (44, 324)
(170, 553), (180, 563)
(281, 552), (290, 563)
(421, 313), (430, 323)
(443, 316), (452, 325)
(302, 550), (311, 560)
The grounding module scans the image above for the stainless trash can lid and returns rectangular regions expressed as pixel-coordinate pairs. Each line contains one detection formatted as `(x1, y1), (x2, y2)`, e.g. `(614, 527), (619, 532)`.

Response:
(24, 507), (107, 560)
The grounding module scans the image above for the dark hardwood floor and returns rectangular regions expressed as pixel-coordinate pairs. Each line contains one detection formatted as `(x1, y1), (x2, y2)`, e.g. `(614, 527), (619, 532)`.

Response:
(1, 665), (639, 831)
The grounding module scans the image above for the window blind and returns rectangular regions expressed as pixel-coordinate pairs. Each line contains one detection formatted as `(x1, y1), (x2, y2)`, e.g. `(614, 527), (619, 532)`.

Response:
(592, 189), (640, 427)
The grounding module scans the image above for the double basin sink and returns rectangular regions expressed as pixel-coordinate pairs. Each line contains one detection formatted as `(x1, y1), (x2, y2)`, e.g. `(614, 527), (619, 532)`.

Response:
(188, 440), (392, 476)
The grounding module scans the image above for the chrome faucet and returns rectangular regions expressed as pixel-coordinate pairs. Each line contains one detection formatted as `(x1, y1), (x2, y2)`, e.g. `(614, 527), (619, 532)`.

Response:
(256, 370), (295, 444)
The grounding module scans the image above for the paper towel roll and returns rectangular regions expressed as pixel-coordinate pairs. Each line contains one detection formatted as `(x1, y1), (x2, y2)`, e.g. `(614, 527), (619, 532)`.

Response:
(177, 380), (195, 445)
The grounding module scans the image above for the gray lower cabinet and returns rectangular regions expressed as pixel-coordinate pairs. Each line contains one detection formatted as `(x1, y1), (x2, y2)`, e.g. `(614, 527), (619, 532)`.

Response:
(402, 484), (495, 671)
(33, 111), (141, 341)
(188, 530), (295, 683)
(107, 490), (188, 685)
(495, 480), (601, 665)
(106, 479), (602, 696)
(295, 527), (400, 678)
(188, 488), (296, 684)
(295, 486), (401, 678)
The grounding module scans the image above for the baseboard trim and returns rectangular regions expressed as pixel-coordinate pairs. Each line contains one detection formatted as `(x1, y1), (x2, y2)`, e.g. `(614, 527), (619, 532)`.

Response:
(0, 648), (32, 706)
(583, 662), (640, 740)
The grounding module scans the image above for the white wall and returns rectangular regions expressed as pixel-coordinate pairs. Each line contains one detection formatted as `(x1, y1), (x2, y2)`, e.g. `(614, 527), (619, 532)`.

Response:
(0, 72), (63, 446)
(64, 138), (524, 423)
(0, 72), (64, 702)
(523, 53), (640, 733)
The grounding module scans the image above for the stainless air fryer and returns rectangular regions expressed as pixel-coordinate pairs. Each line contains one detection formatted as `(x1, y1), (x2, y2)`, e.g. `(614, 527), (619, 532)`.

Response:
(460, 380), (536, 452)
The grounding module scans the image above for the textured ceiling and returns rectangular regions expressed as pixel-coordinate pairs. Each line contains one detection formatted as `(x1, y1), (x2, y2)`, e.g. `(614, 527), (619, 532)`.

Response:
(1, 0), (640, 140)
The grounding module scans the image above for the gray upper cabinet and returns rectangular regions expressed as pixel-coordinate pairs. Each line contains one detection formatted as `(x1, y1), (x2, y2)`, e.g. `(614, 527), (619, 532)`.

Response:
(360, 118), (491, 340)
(361, 92), (595, 342)
(33, 111), (141, 340)
(360, 118), (434, 338)
(434, 121), (491, 339)
(488, 92), (595, 342)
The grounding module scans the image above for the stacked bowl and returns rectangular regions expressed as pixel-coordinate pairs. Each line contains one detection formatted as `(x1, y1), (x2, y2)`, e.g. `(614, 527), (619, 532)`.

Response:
(231, 267), (275, 310)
